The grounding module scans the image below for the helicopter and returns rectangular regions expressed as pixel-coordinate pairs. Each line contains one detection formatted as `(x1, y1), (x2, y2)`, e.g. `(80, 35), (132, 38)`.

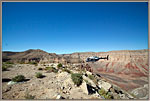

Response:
(86, 55), (109, 62)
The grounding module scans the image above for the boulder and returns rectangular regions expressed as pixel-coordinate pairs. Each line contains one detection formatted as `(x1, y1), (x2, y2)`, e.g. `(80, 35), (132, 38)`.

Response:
(86, 71), (92, 75)
(80, 81), (88, 95)
(126, 93), (134, 99)
(113, 93), (121, 99)
(83, 75), (96, 88)
(56, 94), (65, 99)
(80, 81), (96, 95)
(98, 80), (112, 92)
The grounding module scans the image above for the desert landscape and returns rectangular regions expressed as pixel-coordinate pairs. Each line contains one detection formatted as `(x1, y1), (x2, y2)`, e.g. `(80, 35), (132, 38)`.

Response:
(2, 1), (148, 100)
(2, 49), (149, 99)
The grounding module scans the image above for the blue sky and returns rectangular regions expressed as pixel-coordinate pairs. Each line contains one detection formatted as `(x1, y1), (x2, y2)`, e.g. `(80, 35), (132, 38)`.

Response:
(2, 2), (148, 54)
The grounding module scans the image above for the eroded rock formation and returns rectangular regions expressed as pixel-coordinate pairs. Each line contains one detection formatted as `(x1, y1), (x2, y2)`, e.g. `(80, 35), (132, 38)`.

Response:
(3, 49), (148, 77)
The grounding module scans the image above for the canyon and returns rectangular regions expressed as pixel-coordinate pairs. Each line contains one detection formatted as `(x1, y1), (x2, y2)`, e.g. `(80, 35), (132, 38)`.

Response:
(3, 49), (149, 77)
(2, 49), (149, 99)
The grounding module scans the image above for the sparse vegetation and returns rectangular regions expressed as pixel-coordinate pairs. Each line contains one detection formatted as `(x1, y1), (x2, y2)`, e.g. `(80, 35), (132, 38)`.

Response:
(2, 63), (8, 71)
(35, 72), (43, 78)
(19, 62), (25, 64)
(12, 75), (25, 82)
(2, 65), (7, 71)
(78, 69), (85, 75)
(71, 73), (83, 86)
(2, 62), (13, 71)
(57, 63), (63, 68)
(25, 93), (35, 99)
(45, 67), (58, 73)
(62, 68), (72, 74)
(98, 87), (106, 95)
(88, 74), (95, 80)
(98, 88), (113, 99)
(5, 61), (14, 64)
(104, 93), (113, 99)
(88, 74), (98, 85)
(84, 79), (91, 85)
(28, 62), (38, 66)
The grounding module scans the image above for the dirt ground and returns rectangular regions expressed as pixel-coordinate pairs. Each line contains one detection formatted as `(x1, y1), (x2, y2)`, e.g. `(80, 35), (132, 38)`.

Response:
(2, 64), (101, 99)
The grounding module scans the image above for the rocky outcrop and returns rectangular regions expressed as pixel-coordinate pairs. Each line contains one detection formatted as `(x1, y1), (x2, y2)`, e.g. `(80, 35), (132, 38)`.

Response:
(98, 80), (112, 92)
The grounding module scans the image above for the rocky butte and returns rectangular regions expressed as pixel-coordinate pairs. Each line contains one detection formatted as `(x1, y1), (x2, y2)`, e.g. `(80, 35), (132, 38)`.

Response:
(2, 49), (149, 99)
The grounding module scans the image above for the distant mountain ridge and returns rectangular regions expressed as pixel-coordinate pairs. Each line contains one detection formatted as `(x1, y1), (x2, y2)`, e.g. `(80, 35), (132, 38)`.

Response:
(2, 49), (149, 77)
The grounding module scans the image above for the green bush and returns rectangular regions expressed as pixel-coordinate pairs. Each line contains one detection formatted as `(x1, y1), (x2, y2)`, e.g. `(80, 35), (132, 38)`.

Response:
(12, 75), (25, 82)
(35, 72), (43, 78)
(2, 62), (13, 70)
(88, 74), (98, 85)
(45, 67), (58, 73)
(88, 74), (95, 80)
(104, 94), (112, 99)
(28, 62), (38, 66)
(104, 92), (113, 99)
(62, 68), (72, 74)
(98, 88), (113, 99)
(98, 88), (106, 95)
(71, 73), (83, 86)
(2, 65), (7, 71)
(57, 63), (62, 68)
(5, 61), (14, 64)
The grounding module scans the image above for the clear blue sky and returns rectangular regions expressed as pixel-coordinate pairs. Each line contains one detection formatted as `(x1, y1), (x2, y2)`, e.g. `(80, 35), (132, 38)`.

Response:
(2, 2), (148, 54)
